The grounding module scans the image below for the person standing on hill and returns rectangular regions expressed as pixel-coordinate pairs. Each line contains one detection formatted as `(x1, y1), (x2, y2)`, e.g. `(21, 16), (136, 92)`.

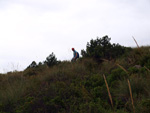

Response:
(71, 48), (79, 62)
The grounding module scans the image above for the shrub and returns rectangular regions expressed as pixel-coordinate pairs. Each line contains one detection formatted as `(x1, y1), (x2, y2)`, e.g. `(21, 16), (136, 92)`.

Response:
(140, 55), (150, 68)
(27, 61), (37, 69)
(135, 99), (150, 113)
(108, 68), (128, 84)
(45, 52), (58, 67)
(81, 35), (132, 61)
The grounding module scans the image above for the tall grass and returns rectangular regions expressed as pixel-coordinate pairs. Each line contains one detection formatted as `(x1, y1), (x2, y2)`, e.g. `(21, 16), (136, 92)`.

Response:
(115, 63), (136, 113)
(127, 79), (135, 113)
(144, 66), (150, 73)
(0, 73), (25, 100)
(132, 37), (150, 73)
(103, 74), (114, 109)
(0, 46), (150, 113)
(116, 63), (128, 75)
(132, 36), (140, 49)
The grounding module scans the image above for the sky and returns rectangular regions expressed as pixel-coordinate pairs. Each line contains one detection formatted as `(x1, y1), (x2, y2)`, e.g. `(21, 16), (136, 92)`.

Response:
(0, 0), (150, 73)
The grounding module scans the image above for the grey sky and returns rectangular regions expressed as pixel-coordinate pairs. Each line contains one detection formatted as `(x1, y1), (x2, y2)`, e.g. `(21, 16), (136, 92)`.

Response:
(0, 0), (150, 73)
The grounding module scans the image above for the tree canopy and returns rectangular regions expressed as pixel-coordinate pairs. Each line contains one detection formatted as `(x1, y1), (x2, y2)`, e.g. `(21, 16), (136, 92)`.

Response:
(81, 35), (132, 61)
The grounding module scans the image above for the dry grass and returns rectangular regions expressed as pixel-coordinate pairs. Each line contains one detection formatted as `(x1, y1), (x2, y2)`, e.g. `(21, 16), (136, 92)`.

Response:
(132, 36), (140, 49)
(115, 63), (136, 113)
(116, 63), (128, 75)
(103, 74), (114, 109)
(144, 66), (150, 73)
(127, 79), (135, 113)
(132, 37), (150, 74)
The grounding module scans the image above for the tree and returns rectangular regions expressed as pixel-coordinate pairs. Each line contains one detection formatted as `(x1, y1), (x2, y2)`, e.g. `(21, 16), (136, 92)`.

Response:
(27, 61), (37, 68)
(45, 52), (58, 67)
(82, 35), (111, 59)
(81, 35), (131, 61)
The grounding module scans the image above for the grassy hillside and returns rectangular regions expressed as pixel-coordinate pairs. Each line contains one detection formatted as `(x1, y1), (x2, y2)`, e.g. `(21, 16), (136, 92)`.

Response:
(0, 46), (150, 113)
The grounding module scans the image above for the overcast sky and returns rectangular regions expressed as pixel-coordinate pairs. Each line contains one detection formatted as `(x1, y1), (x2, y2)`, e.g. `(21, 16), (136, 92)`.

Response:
(0, 0), (150, 73)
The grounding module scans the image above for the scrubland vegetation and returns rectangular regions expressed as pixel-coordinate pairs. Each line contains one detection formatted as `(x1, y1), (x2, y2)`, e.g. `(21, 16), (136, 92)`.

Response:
(0, 36), (150, 113)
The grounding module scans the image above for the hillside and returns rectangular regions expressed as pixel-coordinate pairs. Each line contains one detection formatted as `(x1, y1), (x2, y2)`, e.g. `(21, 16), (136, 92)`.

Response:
(0, 38), (150, 113)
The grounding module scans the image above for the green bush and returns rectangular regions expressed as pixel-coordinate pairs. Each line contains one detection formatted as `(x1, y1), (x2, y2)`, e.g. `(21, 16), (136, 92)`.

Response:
(83, 74), (104, 89)
(108, 68), (128, 85)
(128, 66), (147, 77)
(135, 99), (150, 113)
(45, 52), (59, 67)
(0, 45), (150, 113)
(81, 35), (132, 61)
(140, 55), (150, 68)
